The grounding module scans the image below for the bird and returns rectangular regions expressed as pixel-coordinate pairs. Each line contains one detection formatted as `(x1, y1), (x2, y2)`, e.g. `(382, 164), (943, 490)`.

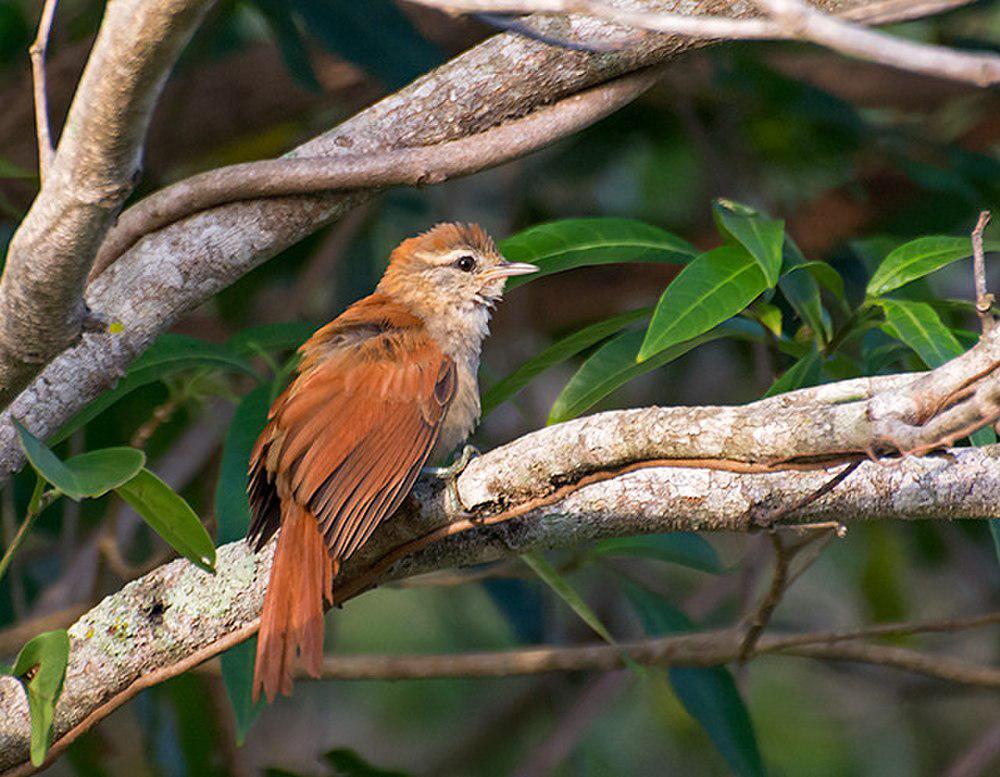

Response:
(245, 222), (537, 702)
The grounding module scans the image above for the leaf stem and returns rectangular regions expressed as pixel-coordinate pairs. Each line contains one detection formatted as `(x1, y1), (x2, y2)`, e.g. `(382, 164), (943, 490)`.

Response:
(0, 479), (59, 581)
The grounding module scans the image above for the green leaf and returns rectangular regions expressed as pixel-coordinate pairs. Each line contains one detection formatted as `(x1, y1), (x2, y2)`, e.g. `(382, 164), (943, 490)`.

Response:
(521, 553), (642, 676)
(481, 307), (651, 416)
(12, 629), (70, 767)
(713, 199), (784, 286)
(14, 421), (146, 500)
(115, 469), (216, 573)
(61, 448), (147, 498)
(226, 321), (315, 357)
(751, 302), (782, 338)
(14, 419), (82, 498)
(764, 347), (822, 398)
(779, 241), (834, 343)
(550, 319), (766, 424)
(323, 748), (414, 777)
(867, 236), (1000, 298)
(589, 533), (724, 574)
(624, 583), (765, 777)
(785, 260), (845, 301)
(220, 638), (264, 745)
(990, 521), (1000, 566)
(499, 218), (697, 290)
(55, 334), (258, 443)
(877, 299), (963, 369)
(638, 246), (768, 361)
(216, 385), (271, 545)
(521, 552), (617, 644)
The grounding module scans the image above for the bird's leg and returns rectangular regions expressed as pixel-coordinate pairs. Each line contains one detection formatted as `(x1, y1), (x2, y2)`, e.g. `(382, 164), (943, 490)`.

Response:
(422, 445), (481, 514)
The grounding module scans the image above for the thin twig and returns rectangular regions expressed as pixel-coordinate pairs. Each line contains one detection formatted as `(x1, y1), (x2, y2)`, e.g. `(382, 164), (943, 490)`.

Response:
(0, 488), (59, 581)
(29, 0), (59, 182)
(738, 533), (793, 661)
(972, 210), (994, 334)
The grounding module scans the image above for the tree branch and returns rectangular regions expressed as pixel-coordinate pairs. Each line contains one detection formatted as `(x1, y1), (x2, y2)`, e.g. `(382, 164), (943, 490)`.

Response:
(0, 0), (215, 409)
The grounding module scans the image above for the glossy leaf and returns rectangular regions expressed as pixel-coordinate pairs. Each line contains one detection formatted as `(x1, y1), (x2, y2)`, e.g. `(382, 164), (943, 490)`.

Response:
(14, 419), (81, 498)
(115, 469), (216, 573)
(14, 421), (145, 500)
(877, 299), (962, 369)
(625, 583), (765, 777)
(550, 320), (766, 424)
(56, 334), (258, 442)
(867, 236), (1000, 298)
(481, 307), (651, 416)
(713, 199), (784, 286)
(12, 629), (70, 766)
(785, 260), (845, 301)
(500, 218), (696, 290)
(589, 533), (724, 574)
(638, 246), (767, 361)
(764, 347), (822, 398)
(779, 241), (833, 343)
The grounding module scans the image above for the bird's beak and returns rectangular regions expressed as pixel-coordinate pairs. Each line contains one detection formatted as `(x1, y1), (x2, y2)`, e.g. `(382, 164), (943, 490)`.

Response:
(482, 261), (539, 282)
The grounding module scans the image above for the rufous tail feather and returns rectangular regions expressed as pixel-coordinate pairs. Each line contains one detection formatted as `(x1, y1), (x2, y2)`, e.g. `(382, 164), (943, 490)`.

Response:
(253, 503), (334, 703)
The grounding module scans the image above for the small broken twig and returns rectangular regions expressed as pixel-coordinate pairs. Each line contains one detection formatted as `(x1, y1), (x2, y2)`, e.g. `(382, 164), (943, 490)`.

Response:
(29, 0), (59, 182)
(972, 210), (994, 335)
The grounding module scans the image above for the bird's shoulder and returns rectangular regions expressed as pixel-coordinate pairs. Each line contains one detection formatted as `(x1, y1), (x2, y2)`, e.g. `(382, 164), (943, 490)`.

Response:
(298, 292), (440, 370)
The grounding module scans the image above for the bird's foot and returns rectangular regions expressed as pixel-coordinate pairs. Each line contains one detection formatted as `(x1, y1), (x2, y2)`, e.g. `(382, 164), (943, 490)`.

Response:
(422, 445), (481, 513)
(423, 444), (480, 478)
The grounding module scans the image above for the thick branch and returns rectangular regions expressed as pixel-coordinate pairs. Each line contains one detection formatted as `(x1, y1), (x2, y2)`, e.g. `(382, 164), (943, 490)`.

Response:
(0, 0), (214, 408)
(0, 0), (943, 479)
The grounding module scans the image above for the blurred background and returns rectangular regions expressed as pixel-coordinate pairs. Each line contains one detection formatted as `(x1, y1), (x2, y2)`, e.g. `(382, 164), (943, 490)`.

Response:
(0, 1), (998, 775)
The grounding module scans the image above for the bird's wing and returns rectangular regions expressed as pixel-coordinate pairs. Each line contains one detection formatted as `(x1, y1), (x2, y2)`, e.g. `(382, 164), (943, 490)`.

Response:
(247, 311), (455, 562)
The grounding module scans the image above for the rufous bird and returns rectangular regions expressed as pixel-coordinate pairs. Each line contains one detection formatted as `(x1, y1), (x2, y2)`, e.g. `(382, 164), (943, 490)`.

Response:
(246, 223), (537, 702)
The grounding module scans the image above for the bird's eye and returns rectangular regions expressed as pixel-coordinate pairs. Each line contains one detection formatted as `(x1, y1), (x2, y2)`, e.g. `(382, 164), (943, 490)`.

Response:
(454, 255), (477, 273)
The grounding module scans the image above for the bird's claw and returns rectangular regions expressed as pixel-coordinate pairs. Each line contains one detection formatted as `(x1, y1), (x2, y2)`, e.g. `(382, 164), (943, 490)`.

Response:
(422, 445), (481, 513)
(422, 444), (480, 479)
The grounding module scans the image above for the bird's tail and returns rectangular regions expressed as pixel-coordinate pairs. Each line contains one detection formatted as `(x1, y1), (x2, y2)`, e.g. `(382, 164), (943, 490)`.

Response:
(253, 502), (334, 703)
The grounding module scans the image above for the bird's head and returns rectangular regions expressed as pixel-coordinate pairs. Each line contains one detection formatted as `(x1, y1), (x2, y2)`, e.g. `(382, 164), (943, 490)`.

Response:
(378, 223), (537, 319)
